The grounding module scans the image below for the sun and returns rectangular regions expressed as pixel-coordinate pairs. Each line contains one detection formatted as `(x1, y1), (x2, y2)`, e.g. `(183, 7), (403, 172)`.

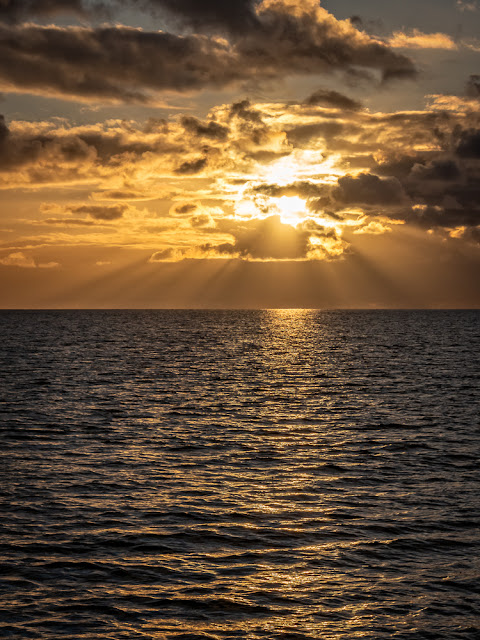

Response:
(271, 196), (307, 225)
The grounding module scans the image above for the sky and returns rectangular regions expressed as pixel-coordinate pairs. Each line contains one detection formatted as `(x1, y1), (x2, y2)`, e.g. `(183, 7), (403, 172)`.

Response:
(1, 0), (480, 308)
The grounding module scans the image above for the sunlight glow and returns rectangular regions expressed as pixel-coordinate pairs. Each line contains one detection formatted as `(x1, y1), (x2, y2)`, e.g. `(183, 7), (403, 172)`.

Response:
(272, 196), (307, 225)
(228, 149), (354, 241)
(260, 156), (301, 184)
(258, 151), (344, 186)
(235, 197), (259, 218)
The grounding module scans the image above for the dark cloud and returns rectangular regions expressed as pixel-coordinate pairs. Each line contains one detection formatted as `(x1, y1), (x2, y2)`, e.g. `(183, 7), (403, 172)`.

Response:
(334, 173), (408, 206)
(174, 156), (208, 174)
(67, 204), (128, 220)
(235, 218), (305, 258)
(0, 0), (97, 21)
(444, 183), (480, 209)
(307, 200), (345, 220)
(0, 24), (243, 103)
(358, 146), (480, 231)
(251, 181), (329, 199)
(466, 74), (480, 98)
(181, 116), (229, 140)
(350, 16), (363, 29)
(348, 15), (385, 35)
(374, 155), (424, 180)
(229, 99), (264, 123)
(0, 114), (8, 142)
(220, 215), (308, 259)
(286, 121), (345, 147)
(93, 189), (149, 200)
(0, 115), (93, 170)
(460, 225), (480, 244)
(172, 203), (198, 215)
(216, 214), (340, 260)
(236, 1), (416, 85)
(455, 129), (480, 158)
(248, 149), (290, 162)
(410, 158), (461, 181)
(0, 1), (416, 104)
(406, 206), (480, 229)
(190, 212), (215, 228)
(304, 88), (362, 111)
(133, 0), (261, 34)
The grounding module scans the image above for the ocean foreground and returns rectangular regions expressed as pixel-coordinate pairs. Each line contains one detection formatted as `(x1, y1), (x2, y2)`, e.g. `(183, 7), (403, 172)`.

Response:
(1, 309), (479, 639)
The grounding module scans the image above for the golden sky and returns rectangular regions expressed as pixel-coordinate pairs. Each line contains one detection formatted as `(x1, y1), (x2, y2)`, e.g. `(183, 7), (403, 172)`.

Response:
(1, 0), (479, 307)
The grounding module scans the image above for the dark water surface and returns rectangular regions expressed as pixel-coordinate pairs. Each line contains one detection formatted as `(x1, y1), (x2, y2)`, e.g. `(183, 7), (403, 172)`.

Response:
(1, 310), (479, 639)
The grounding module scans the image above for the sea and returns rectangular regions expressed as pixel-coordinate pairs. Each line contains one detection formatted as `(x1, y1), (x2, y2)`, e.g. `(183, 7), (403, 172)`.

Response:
(1, 309), (479, 639)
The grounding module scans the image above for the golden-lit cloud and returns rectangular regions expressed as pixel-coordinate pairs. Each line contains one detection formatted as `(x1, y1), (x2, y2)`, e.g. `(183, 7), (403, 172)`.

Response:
(40, 203), (131, 221)
(388, 29), (458, 50)
(1, 84), (480, 269)
(0, 251), (59, 268)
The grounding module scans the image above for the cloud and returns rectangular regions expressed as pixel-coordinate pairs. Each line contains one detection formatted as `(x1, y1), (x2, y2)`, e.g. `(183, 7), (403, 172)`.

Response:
(457, 0), (478, 12)
(0, 251), (58, 267)
(458, 225), (480, 244)
(0, 115), (92, 171)
(304, 88), (363, 111)
(455, 128), (480, 157)
(149, 248), (185, 262)
(407, 205), (480, 229)
(0, 1), (416, 104)
(0, 0), (100, 21)
(228, 96), (480, 237)
(0, 251), (36, 267)
(388, 29), (457, 50)
(180, 116), (230, 141)
(333, 173), (408, 206)
(229, 99), (264, 124)
(41, 202), (129, 220)
(149, 212), (348, 262)
(171, 203), (199, 216)
(134, 0), (261, 34)
(91, 189), (155, 201)
(190, 212), (216, 228)
(174, 156), (208, 174)
(410, 158), (461, 181)
(286, 121), (345, 147)
(3, 87), (480, 258)
(216, 214), (345, 260)
(354, 220), (393, 235)
(0, 115), (186, 187)
(66, 204), (128, 220)
(466, 75), (480, 98)
(251, 181), (328, 199)
(43, 217), (98, 226)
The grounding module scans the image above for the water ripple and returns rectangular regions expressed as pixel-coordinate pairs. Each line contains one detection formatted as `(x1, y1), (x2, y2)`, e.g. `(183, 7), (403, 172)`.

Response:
(0, 310), (479, 639)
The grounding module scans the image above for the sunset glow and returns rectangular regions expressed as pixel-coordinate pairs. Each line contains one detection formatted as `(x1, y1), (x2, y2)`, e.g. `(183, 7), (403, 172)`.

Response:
(2, 4), (480, 637)
(0, 0), (479, 308)
(271, 197), (307, 225)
